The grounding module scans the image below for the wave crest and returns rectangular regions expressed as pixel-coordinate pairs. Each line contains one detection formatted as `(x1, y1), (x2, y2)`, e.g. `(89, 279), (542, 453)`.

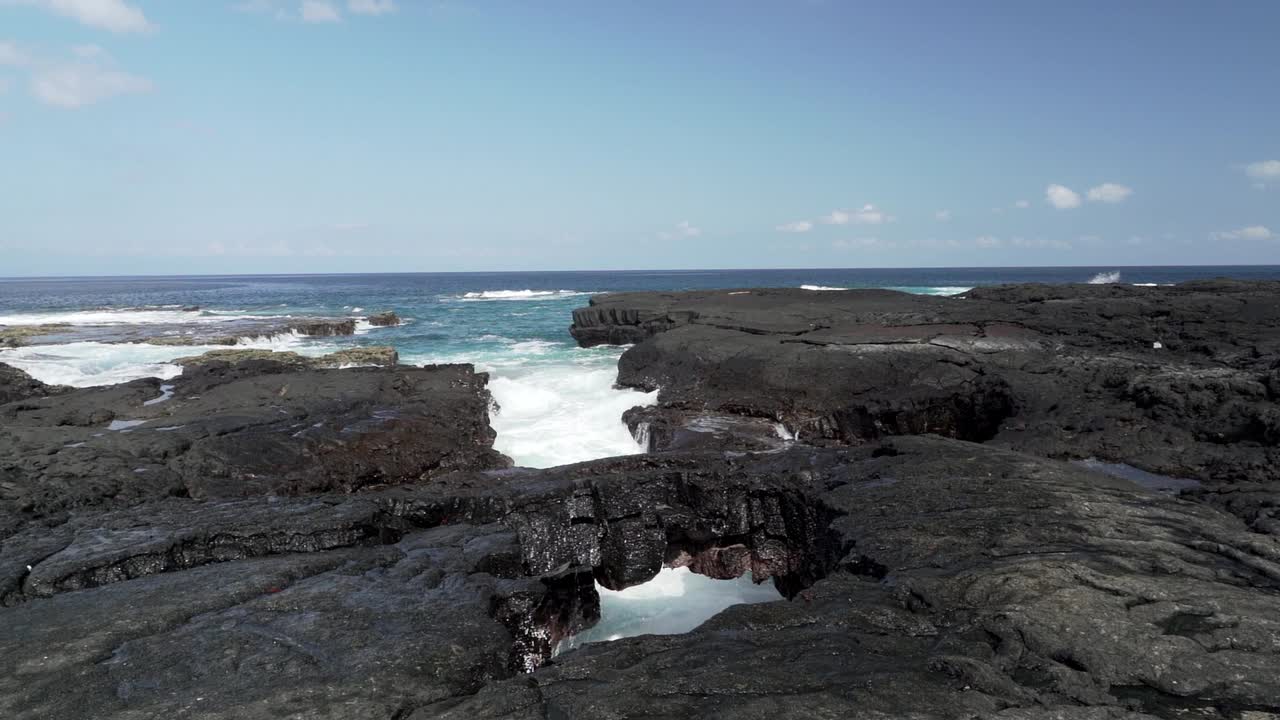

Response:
(458, 289), (589, 301)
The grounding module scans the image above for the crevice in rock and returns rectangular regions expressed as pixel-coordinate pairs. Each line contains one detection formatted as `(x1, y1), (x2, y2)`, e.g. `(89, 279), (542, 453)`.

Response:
(495, 485), (848, 673)
(492, 570), (600, 674)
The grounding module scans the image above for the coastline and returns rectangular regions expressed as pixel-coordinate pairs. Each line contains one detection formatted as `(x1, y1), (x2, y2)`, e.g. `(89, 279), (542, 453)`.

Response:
(0, 277), (1278, 718)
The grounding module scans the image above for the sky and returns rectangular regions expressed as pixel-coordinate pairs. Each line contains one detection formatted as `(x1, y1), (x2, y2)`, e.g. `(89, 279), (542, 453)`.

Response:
(1, 0), (1278, 276)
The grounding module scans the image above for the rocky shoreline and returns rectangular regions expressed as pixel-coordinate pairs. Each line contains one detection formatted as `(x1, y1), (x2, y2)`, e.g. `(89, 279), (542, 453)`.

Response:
(0, 309), (403, 349)
(574, 282), (1280, 533)
(1, 282), (1278, 719)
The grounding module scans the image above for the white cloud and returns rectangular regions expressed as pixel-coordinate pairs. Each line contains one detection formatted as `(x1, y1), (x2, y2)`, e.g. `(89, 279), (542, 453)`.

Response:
(0, 42), (29, 67)
(935, 210), (951, 222)
(300, 0), (341, 22)
(1245, 160), (1280, 180)
(1, 0), (152, 33)
(240, 0), (396, 21)
(348, 0), (396, 15)
(975, 235), (1001, 248)
(823, 204), (892, 225)
(658, 221), (700, 240)
(31, 61), (151, 107)
(1011, 236), (1073, 250)
(0, 42), (150, 108)
(1086, 183), (1133, 204)
(832, 237), (881, 249)
(1211, 225), (1273, 241)
(1014, 199), (1030, 209)
(776, 220), (813, 233)
(1045, 184), (1081, 209)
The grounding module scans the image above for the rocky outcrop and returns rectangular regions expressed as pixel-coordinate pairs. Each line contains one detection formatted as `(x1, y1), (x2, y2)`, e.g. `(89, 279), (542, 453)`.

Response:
(571, 283), (1280, 533)
(289, 318), (358, 337)
(173, 346), (400, 368)
(367, 311), (401, 327)
(0, 358), (508, 539)
(0, 323), (72, 348)
(8, 314), (377, 348)
(0, 362), (67, 405)
(1, 438), (1278, 718)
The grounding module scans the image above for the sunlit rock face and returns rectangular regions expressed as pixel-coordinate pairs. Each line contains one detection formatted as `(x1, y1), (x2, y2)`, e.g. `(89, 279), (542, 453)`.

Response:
(554, 567), (781, 655)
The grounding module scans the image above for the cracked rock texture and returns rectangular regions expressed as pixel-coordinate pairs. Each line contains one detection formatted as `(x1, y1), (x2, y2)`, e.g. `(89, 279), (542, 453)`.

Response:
(571, 282), (1280, 532)
(1, 440), (1278, 718)
(0, 357), (509, 540)
(3, 283), (1280, 719)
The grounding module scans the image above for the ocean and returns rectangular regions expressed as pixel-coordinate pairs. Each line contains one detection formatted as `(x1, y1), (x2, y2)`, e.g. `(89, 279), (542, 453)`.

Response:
(3, 265), (1278, 469)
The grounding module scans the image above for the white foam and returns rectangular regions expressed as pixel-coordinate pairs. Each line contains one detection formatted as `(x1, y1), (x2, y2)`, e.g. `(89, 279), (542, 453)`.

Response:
(458, 289), (589, 301)
(487, 362), (656, 468)
(555, 567), (780, 654)
(107, 419), (147, 431)
(1088, 271), (1122, 284)
(0, 333), (332, 388)
(0, 308), (283, 326)
(508, 339), (558, 355)
(800, 285), (847, 291)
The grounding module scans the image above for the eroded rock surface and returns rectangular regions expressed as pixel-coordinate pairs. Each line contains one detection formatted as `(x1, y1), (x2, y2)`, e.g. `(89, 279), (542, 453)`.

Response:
(0, 362), (68, 405)
(0, 357), (508, 539)
(571, 282), (1280, 532)
(1, 439), (1277, 718)
(173, 346), (400, 368)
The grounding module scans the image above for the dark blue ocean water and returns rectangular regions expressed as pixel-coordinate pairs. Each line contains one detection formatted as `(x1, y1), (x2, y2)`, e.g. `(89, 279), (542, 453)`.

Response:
(2, 266), (1277, 467)
(3, 266), (1277, 354)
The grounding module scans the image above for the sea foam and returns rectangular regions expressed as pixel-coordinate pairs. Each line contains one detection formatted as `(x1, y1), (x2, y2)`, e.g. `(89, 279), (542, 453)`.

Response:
(0, 333), (331, 387)
(459, 289), (590, 301)
(486, 362), (655, 468)
(0, 307), (283, 326)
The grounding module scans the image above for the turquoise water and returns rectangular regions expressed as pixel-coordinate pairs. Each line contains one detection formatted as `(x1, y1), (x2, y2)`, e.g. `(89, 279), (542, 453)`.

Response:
(3, 267), (1278, 465)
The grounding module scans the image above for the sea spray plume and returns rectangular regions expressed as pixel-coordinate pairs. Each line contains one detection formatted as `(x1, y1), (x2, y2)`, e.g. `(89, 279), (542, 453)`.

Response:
(1088, 271), (1121, 284)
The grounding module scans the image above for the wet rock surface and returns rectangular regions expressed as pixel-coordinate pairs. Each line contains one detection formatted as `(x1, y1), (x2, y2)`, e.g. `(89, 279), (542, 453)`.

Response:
(173, 345), (400, 368)
(368, 310), (402, 327)
(572, 282), (1280, 532)
(1, 314), (372, 347)
(1, 439), (1278, 718)
(0, 362), (68, 405)
(0, 356), (509, 539)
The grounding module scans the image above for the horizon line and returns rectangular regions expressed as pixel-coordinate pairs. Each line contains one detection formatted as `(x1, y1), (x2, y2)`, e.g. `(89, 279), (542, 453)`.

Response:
(3, 262), (1279, 282)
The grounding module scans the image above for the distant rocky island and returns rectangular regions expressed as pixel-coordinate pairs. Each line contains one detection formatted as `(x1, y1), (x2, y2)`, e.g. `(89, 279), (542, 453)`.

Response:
(2, 281), (1278, 719)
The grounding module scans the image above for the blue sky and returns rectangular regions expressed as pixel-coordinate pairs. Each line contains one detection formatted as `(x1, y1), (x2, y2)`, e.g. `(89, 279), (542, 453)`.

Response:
(1, 0), (1277, 276)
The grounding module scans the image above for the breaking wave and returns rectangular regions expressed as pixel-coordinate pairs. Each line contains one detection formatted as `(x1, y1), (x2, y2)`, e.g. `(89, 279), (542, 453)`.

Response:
(458, 290), (590, 301)
(0, 307), (283, 326)
(0, 333), (329, 388)
(1088, 271), (1122, 284)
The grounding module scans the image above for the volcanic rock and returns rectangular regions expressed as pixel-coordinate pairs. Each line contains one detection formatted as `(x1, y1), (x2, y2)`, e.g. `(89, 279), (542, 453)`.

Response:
(367, 311), (401, 327)
(0, 359), (508, 538)
(173, 346), (400, 369)
(0, 362), (68, 405)
(571, 282), (1280, 532)
(1, 439), (1278, 718)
